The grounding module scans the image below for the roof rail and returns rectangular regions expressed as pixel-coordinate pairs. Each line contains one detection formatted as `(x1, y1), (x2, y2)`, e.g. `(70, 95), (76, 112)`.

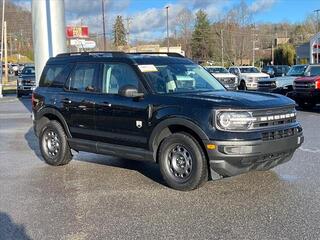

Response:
(127, 52), (185, 58)
(56, 51), (127, 58)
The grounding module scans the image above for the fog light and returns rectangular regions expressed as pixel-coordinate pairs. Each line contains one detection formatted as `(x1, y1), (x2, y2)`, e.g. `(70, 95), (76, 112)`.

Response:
(222, 146), (254, 155)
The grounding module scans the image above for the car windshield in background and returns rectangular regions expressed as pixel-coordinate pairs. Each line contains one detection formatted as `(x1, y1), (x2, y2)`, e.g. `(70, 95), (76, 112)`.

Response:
(308, 66), (320, 76)
(142, 64), (225, 94)
(207, 67), (229, 74)
(22, 67), (35, 75)
(239, 67), (259, 73)
(287, 65), (306, 76)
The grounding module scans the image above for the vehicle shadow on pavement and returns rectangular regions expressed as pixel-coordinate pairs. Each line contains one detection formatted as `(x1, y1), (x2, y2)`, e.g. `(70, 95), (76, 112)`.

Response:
(18, 96), (32, 113)
(24, 127), (43, 161)
(0, 212), (32, 240)
(75, 155), (165, 186)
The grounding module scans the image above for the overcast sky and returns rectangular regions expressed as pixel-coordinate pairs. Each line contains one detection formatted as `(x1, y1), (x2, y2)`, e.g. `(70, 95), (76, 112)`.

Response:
(12, 0), (320, 42)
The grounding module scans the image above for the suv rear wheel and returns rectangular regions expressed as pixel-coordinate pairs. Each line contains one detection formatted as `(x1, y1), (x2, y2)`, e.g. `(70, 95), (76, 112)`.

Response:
(158, 133), (208, 191)
(39, 120), (72, 166)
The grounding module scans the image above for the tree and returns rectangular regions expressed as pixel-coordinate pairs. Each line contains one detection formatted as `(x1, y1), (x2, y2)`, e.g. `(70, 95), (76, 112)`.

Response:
(175, 8), (194, 57)
(274, 43), (296, 65)
(191, 10), (212, 61)
(113, 16), (127, 47)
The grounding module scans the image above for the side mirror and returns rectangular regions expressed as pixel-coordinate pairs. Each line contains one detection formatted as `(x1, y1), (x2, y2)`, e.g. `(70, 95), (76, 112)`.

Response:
(119, 85), (144, 98)
(305, 72), (311, 77)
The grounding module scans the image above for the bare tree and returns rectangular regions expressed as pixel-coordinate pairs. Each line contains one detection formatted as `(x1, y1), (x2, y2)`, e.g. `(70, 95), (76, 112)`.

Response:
(175, 7), (194, 57)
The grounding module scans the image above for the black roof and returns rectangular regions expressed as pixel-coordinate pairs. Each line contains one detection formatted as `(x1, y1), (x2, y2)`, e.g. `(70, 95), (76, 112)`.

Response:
(47, 51), (194, 66)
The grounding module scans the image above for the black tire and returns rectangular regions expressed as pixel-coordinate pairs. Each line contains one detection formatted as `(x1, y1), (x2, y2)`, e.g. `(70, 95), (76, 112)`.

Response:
(298, 101), (315, 110)
(239, 80), (247, 90)
(158, 133), (208, 191)
(17, 91), (22, 98)
(39, 120), (72, 166)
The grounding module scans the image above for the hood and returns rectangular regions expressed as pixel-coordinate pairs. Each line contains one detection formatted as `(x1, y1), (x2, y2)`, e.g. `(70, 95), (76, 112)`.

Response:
(295, 76), (320, 82)
(241, 72), (269, 78)
(170, 90), (294, 109)
(212, 73), (237, 78)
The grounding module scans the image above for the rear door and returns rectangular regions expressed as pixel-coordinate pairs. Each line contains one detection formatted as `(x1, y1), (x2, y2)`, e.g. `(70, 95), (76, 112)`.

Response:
(62, 63), (100, 140)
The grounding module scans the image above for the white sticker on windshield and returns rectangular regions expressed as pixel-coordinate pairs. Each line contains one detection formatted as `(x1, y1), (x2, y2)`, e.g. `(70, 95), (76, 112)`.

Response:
(138, 65), (158, 72)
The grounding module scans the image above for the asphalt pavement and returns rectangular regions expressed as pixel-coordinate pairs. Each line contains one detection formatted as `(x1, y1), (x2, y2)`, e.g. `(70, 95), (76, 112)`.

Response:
(0, 96), (320, 240)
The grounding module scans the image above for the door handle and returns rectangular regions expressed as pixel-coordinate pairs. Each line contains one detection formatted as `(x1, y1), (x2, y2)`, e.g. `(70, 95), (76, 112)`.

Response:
(101, 102), (112, 107)
(61, 98), (72, 104)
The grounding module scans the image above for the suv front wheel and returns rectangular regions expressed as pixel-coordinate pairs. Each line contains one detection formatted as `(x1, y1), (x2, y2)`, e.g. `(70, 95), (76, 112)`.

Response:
(158, 133), (208, 191)
(39, 120), (72, 166)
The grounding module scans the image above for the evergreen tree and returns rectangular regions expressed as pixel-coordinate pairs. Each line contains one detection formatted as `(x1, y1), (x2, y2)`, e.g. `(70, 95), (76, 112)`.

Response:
(274, 43), (296, 65)
(113, 16), (127, 47)
(191, 10), (212, 61)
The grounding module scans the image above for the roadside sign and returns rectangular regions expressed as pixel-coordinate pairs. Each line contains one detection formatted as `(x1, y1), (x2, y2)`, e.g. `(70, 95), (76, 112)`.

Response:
(66, 26), (89, 39)
(70, 39), (96, 49)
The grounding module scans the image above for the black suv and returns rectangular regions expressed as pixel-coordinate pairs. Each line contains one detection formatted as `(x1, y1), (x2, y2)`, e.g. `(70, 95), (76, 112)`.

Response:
(32, 52), (304, 191)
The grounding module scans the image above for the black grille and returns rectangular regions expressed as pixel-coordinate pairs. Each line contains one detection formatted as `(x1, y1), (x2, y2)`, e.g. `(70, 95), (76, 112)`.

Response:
(251, 107), (296, 130)
(262, 127), (299, 141)
(258, 81), (276, 90)
(294, 81), (315, 90)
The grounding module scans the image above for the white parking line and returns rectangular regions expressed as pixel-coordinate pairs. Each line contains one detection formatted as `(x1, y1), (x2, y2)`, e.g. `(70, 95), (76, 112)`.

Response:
(299, 147), (320, 153)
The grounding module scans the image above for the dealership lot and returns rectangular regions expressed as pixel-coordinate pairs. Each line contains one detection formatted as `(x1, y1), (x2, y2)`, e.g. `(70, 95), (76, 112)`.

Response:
(1, 97), (320, 240)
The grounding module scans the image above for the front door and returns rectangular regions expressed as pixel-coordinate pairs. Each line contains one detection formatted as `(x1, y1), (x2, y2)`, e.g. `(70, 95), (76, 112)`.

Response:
(95, 63), (149, 148)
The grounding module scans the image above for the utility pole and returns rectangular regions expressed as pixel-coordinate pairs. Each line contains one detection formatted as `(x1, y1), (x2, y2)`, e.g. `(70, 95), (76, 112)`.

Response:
(166, 6), (169, 52)
(314, 9), (320, 64)
(220, 29), (224, 66)
(252, 27), (255, 66)
(4, 20), (7, 84)
(101, 0), (106, 51)
(125, 17), (132, 47)
(0, 0), (5, 98)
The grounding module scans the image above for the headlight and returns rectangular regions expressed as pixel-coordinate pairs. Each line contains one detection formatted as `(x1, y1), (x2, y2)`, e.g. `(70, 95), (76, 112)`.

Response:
(17, 79), (22, 86)
(216, 111), (256, 131)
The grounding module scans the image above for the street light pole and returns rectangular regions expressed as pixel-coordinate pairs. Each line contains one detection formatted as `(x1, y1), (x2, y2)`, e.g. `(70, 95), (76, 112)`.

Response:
(0, 0), (5, 98)
(101, 0), (106, 51)
(166, 6), (169, 52)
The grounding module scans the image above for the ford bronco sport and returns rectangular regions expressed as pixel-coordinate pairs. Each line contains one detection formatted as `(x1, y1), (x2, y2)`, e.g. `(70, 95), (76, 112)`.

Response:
(32, 52), (304, 191)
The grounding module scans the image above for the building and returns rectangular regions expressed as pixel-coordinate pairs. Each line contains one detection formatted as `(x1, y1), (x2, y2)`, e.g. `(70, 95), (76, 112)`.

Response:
(295, 32), (320, 64)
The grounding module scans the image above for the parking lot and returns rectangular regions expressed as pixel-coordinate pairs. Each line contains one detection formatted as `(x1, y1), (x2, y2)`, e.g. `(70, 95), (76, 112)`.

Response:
(0, 96), (320, 240)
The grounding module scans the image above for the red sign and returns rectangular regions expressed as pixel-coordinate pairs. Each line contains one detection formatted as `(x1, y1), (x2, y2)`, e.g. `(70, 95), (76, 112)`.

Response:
(66, 26), (89, 39)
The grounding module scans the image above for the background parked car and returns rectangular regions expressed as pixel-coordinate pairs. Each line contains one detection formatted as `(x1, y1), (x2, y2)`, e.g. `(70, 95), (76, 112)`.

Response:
(258, 64), (308, 95)
(205, 66), (238, 90)
(10, 63), (20, 75)
(228, 66), (270, 90)
(291, 64), (320, 110)
(262, 65), (289, 78)
(17, 65), (36, 98)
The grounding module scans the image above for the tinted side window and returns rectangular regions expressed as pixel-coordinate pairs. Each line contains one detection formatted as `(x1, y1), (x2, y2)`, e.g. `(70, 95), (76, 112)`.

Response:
(66, 63), (100, 92)
(40, 64), (72, 87)
(101, 63), (139, 94)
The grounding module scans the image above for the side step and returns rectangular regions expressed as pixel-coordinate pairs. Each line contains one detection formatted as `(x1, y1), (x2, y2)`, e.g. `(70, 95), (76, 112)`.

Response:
(68, 138), (155, 162)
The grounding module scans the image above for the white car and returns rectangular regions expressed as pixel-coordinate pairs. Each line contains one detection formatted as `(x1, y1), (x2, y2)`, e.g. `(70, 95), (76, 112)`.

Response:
(205, 66), (238, 90)
(229, 66), (270, 90)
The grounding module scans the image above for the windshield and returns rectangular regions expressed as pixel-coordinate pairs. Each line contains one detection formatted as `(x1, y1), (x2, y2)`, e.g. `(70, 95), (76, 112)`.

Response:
(22, 66), (35, 74)
(142, 64), (225, 94)
(239, 67), (260, 73)
(287, 65), (306, 76)
(306, 66), (320, 77)
(206, 67), (229, 74)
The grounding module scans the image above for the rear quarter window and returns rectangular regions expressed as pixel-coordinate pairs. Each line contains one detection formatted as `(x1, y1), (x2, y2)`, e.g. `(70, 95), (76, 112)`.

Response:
(39, 64), (73, 87)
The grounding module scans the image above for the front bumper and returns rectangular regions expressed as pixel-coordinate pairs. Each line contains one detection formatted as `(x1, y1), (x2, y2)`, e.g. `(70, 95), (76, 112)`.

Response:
(204, 131), (303, 177)
(291, 90), (320, 103)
